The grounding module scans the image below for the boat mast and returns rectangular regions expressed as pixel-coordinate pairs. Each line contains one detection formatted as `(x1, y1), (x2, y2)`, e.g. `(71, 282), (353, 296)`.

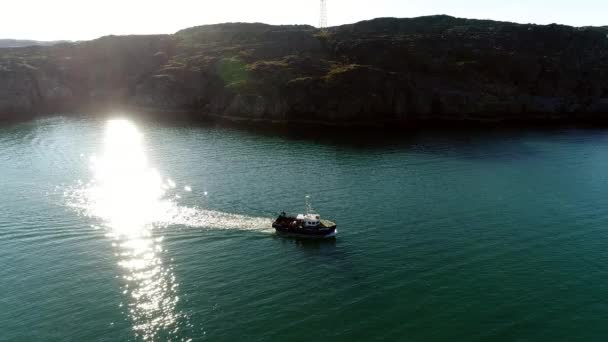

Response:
(305, 195), (315, 215)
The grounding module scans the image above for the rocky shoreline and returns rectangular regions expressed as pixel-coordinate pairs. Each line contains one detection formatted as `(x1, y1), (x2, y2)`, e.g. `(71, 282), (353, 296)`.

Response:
(3, 16), (608, 125)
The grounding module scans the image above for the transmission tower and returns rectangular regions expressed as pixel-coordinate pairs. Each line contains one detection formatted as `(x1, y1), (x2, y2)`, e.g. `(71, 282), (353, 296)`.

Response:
(319, 0), (328, 30)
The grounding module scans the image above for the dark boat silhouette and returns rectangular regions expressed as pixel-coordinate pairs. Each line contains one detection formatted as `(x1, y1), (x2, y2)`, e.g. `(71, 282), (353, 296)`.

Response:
(272, 196), (337, 238)
(272, 212), (337, 238)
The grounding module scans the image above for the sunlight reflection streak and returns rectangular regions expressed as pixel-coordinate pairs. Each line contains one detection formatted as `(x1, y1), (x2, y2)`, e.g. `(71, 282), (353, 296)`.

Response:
(91, 119), (181, 341)
(63, 119), (271, 341)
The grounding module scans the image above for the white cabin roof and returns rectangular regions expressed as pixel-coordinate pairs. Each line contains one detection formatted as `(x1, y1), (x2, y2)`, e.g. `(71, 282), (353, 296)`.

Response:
(297, 213), (320, 221)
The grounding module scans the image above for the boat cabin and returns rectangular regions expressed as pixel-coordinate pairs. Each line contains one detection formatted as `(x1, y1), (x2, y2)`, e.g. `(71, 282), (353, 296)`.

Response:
(296, 213), (321, 227)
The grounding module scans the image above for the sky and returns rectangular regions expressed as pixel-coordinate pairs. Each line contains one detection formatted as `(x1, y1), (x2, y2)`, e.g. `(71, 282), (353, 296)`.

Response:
(3, 0), (607, 41)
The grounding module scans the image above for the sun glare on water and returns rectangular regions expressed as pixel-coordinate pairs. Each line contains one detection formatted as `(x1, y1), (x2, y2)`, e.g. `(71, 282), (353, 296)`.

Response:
(63, 119), (271, 340)
(89, 120), (167, 234)
(87, 119), (183, 340)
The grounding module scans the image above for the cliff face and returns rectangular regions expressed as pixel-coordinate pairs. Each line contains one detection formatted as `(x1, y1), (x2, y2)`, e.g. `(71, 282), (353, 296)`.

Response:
(3, 16), (608, 124)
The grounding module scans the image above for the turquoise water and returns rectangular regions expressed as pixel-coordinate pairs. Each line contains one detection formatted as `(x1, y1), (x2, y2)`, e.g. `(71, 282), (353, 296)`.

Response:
(2, 116), (608, 341)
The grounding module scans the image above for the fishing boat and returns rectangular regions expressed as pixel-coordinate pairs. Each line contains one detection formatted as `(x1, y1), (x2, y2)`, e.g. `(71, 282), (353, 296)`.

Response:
(272, 196), (337, 238)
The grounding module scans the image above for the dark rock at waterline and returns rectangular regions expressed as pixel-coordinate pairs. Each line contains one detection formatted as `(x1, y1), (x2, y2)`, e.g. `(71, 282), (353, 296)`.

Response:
(3, 15), (608, 125)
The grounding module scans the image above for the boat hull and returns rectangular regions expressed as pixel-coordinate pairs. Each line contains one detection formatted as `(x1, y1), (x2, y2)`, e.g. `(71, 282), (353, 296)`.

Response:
(272, 224), (337, 239)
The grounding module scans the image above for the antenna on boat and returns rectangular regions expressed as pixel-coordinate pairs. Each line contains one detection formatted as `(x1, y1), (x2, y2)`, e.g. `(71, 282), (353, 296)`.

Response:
(305, 195), (315, 215)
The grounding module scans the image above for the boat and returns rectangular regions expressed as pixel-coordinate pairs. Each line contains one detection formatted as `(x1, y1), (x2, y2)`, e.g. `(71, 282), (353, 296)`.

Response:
(272, 196), (337, 238)
(273, 212), (337, 238)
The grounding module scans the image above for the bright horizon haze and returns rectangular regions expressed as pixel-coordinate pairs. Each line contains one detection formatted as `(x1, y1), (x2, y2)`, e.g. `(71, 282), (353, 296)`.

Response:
(3, 0), (607, 41)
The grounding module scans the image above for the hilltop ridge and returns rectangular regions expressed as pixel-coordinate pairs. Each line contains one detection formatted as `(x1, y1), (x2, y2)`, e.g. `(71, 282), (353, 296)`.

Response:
(2, 15), (608, 125)
(0, 39), (69, 48)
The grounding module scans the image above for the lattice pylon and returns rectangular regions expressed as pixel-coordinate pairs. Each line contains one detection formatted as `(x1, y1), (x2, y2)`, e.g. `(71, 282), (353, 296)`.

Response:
(319, 0), (328, 30)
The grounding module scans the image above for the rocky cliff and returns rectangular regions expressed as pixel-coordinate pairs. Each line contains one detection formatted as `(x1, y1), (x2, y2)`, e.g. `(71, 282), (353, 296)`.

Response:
(3, 16), (608, 124)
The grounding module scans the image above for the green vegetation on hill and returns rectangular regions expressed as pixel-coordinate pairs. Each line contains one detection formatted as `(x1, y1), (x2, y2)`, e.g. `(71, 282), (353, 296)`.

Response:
(3, 16), (608, 124)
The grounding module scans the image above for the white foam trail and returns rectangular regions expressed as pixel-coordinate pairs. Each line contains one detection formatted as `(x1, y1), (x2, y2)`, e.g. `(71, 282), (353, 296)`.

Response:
(63, 177), (273, 233)
(164, 206), (274, 232)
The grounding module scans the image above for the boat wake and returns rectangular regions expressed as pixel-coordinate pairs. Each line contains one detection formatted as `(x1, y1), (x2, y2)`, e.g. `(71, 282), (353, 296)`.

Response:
(62, 118), (273, 234)
(63, 184), (273, 233)
(165, 206), (274, 232)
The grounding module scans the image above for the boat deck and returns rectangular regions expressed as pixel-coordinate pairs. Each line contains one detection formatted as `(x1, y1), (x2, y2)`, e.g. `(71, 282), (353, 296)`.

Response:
(320, 219), (336, 228)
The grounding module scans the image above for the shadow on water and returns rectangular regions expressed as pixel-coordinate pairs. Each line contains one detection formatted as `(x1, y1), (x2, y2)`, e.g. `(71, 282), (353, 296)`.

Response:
(272, 234), (337, 249)
(125, 114), (608, 161)
(5, 113), (608, 163)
